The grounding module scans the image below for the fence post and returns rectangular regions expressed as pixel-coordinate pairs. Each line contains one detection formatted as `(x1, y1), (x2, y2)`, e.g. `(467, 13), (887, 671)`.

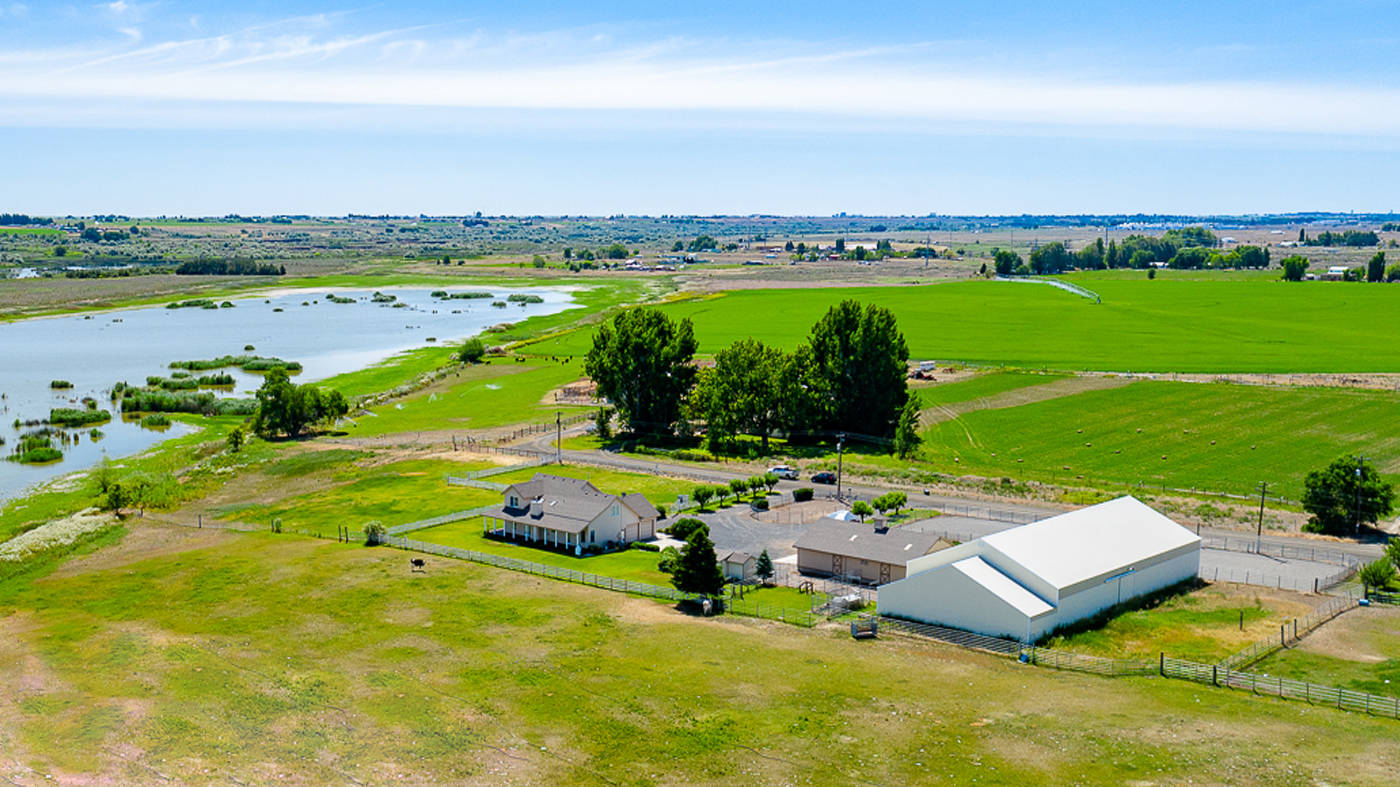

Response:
(1212, 665), (1218, 686)
(1159, 652), (1164, 677)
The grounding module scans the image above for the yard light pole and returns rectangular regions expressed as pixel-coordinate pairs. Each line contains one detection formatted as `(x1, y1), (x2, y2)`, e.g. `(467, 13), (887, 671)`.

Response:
(556, 411), (562, 465)
(836, 432), (846, 502)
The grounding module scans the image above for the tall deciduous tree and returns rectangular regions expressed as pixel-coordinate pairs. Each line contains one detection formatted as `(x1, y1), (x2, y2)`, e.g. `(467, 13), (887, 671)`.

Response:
(691, 338), (786, 452)
(804, 300), (909, 437)
(1281, 256), (1310, 282)
(1028, 242), (1073, 274)
(585, 308), (697, 435)
(252, 368), (349, 438)
(1302, 455), (1396, 536)
(1367, 251), (1386, 283)
(893, 395), (922, 458)
(1359, 559), (1396, 597)
(993, 249), (1022, 275)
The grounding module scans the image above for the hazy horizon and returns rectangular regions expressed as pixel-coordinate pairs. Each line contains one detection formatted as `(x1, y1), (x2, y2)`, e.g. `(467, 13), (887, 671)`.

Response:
(4, 1), (1400, 216)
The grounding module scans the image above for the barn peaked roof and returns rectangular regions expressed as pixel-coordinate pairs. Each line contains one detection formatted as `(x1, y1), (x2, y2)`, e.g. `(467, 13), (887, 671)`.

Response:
(980, 496), (1200, 592)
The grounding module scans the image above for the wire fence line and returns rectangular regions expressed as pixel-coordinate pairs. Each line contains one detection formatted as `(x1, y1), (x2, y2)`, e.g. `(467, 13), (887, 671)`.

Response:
(868, 590), (1400, 720)
(873, 615), (1022, 656)
(378, 533), (818, 627)
(1198, 563), (1356, 594)
(1161, 657), (1400, 719)
(1370, 590), (1400, 606)
(1198, 535), (1362, 568)
(928, 504), (1042, 525)
(1217, 589), (1362, 671)
(1023, 647), (1157, 676)
(386, 506), (498, 536)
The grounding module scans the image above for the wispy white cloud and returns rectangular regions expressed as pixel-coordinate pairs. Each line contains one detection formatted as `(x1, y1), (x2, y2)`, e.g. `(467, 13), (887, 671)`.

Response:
(2, 15), (1398, 139)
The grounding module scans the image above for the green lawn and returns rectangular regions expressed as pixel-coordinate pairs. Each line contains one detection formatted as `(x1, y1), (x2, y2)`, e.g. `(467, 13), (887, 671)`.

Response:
(2, 527), (1398, 783)
(412, 516), (673, 584)
(218, 458), (499, 532)
(526, 275), (1400, 373)
(341, 359), (592, 436)
(1043, 584), (1315, 663)
(916, 379), (1400, 499)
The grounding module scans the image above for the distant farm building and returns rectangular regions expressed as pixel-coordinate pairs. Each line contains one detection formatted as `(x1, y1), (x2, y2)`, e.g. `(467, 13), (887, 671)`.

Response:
(793, 518), (947, 585)
(484, 474), (659, 554)
(879, 497), (1201, 642)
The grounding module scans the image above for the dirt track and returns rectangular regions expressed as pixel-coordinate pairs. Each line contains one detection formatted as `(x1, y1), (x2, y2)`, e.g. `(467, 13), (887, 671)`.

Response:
(919, 375), (1131, 428)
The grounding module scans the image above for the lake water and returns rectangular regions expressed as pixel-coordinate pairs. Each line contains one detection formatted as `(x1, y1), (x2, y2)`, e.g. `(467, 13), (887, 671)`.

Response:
(0, 285), (576, 503)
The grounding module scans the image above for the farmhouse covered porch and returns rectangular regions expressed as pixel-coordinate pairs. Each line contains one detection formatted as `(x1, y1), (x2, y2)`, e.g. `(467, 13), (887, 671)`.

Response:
(483, 515), (591, 554)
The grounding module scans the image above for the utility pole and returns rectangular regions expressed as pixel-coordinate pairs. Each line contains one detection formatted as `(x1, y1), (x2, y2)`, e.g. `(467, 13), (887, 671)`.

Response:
(556, 411), (562, 465)
(836, 432), (846, 503)
(1256, 482), (1267, 553)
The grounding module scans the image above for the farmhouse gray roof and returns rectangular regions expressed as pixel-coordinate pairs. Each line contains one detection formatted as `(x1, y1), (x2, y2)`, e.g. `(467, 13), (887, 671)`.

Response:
(793, 521), (945, 566)
(496, 473), (656, 535)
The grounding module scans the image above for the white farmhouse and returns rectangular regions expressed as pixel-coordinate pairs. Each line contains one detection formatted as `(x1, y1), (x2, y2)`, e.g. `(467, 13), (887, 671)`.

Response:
(878, 496), (1200, 642)
(483, 473), (659, 554)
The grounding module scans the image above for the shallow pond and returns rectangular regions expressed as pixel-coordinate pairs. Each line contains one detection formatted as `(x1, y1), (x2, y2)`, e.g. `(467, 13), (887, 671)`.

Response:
(0, 285), (575, 502)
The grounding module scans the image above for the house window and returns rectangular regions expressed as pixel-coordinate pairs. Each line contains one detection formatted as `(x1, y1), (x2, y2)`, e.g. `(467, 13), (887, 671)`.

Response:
(509, 496), (518, 508)
(589, 531), (595, 544)
(612, 503), (619, 517)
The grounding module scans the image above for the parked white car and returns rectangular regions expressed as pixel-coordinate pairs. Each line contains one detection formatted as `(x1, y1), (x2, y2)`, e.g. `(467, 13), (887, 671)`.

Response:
(767, 465), (799, 480)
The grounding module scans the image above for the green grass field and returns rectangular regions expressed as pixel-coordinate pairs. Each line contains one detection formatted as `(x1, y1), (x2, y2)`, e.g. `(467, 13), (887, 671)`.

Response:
(1044, 584), (1315, 662)
(2, 526), (1398, 783)
(217, 457), (499, 532)
(526, 274), (1400, 373)
(1253, 605), (1400, 697)
(915, 378), (1400, 499)
(320, 345), (460, 398)
(341, 359), (592, 436)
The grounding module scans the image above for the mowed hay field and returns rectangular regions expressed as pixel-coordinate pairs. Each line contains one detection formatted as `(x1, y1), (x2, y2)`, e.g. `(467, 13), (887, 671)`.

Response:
(528, 274), (1400, 373)
(3, 526), (1400, 785)
(913, 376), (1400, 499)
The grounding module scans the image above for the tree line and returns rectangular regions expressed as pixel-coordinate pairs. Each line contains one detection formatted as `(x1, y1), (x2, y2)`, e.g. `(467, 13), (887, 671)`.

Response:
(174, 260), (286, 276)
(992, 228), (1273, 276)
(0, 213), (52, 226)
(584, 301), (922, 456)
(1300, 229), (1379, 247)
(1281, 251), (1398, 282)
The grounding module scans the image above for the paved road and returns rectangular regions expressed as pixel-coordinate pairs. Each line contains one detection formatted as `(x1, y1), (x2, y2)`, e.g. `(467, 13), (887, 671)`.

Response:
(521, 429), (1389, 570)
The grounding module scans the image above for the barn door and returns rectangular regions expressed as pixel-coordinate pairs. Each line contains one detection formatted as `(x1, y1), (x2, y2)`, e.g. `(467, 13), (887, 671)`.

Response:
(832, 554), (843, 576)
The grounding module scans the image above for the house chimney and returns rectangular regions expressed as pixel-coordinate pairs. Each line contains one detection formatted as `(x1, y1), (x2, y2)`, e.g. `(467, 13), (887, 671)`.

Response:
(529, 498), (543, 517)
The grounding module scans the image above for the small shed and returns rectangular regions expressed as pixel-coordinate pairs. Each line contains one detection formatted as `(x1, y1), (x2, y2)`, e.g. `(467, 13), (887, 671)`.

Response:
(721, 551), (756, 581)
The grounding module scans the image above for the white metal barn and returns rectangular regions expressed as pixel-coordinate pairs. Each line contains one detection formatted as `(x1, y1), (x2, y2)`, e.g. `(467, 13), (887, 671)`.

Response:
(879, 496), (1201, 642)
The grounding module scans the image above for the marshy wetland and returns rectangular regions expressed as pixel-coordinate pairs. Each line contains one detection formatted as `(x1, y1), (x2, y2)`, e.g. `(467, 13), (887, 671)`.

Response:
(0, 285), (574, 500)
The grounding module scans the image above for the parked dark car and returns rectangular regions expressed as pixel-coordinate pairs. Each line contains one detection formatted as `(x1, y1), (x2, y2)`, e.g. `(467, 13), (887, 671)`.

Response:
(811, 471), (837, 485)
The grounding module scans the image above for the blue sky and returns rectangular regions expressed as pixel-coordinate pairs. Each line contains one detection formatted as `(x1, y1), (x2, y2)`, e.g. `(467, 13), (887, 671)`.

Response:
(3, 1), (1400, 216)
